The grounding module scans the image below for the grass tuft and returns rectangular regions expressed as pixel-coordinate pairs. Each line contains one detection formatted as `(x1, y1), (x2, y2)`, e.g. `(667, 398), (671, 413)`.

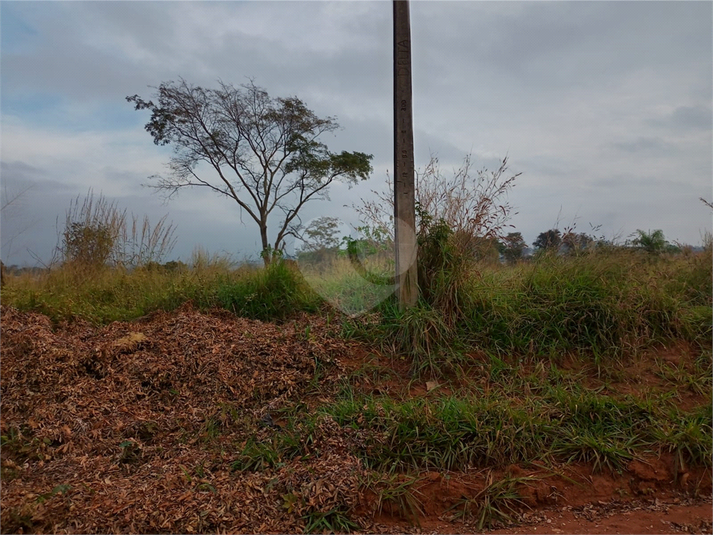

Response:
(448, 472), (535, 530)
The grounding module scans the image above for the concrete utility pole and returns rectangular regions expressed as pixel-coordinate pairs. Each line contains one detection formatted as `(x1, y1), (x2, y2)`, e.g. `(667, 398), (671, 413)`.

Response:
(393, 0), (418, 309)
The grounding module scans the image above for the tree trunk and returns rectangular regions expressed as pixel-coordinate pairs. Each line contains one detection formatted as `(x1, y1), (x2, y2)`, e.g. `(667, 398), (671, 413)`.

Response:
(260, 224), (271, 266)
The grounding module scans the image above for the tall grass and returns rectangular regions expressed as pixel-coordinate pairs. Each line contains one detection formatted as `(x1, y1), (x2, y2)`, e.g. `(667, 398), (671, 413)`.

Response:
(343, 246), (712, 373)
(2, 257), (320, 324)
(300, 254), (395, 317)
(4, 239), (710, 358)
(3, 261), (230, 324)
(463, 249), (712, 358)
(217, 260), (320, 321)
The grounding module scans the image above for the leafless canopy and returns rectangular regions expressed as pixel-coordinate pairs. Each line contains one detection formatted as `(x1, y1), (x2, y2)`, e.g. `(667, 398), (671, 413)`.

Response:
(355, 153), (520, 253)
(128, 80), (372, 263)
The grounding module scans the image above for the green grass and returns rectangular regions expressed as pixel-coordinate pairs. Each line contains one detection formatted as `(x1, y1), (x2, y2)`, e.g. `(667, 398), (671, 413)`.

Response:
(2, 259), (321, 324)
(218, 371), (709, 518)
(217, 261), (320, 321)
(3, 262), (232, 324)
(2, 244), (711, 532)
(300, 255), (395, 316)
(231, 431), (306, 472)
(655, 353), (713, 396)
(654, 404), (713, 467)
(362, 472), (424, 524)
(448, 472), (536, 530)
(316, 387), (710, 473)
(4, 247), (710, 359)
(463, 250), (712, 358)
(341, 248), (712, 374)
(302, 508), (359, 534)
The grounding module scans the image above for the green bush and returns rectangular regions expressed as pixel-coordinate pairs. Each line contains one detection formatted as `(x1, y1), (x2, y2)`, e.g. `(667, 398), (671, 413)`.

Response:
(217, 260), (320, 321)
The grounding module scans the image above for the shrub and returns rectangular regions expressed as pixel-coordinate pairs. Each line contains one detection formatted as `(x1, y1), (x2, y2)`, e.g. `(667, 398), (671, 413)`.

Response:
(217, 260), (319, 321)
(59, 191), (176, 269)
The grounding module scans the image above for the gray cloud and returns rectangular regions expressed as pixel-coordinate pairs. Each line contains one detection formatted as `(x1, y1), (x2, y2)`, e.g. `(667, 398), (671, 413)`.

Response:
(2, 161), (45, 183)
(1, 161), (74, 195)
(610, 137), (677, 156)
(1, 1), (711, 265)
(649, 105), (712, 132)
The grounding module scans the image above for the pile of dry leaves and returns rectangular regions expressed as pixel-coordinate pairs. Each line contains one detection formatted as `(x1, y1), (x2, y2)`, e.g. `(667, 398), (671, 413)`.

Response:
(1, 303), (370, 533)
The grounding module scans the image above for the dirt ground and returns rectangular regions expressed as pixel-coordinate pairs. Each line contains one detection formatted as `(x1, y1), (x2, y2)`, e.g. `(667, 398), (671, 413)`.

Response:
(371, 493), (712, 534)
(1, 304), (710, 534)
(493, 500), (712, 534)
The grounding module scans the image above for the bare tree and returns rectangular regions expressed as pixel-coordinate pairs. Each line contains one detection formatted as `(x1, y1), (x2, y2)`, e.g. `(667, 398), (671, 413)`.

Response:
(128, 79), (372, 265)
(355, 153), (520, 254)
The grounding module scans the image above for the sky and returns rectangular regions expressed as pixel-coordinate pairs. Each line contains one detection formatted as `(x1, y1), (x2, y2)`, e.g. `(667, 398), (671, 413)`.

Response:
(2, 0), (712, 266)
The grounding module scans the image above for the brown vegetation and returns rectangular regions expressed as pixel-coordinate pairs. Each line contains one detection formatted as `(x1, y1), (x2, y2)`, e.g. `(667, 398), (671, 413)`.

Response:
(1, 303), (710, 534)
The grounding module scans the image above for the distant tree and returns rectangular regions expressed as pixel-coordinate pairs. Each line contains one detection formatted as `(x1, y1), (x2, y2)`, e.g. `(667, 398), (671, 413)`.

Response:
(561, 232), (594, 255)
(297, 216), (341, 264)
(467, 235), (501, 264)
(128, 80), (373, 265)
(632, 229), (677, 255)
(340, 225), (393, 263)
(701, 198), (713, 210)
(299, 216), (341, 254)
(533, 229), (561, 252)
(499, 232), (528, 263)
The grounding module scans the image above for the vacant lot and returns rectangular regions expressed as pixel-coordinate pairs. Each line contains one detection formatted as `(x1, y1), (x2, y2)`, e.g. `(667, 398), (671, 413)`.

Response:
(1, 251), (711, 533)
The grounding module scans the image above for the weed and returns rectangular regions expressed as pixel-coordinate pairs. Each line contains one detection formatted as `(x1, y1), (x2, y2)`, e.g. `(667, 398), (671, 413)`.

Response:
(196, 482), (217, 493)
(654, 405), (713, 467)
(362, 472), (424, 525)
(36, 484), (72, 504)
(448, 472), (534, 530)
(231, 430), (305, 472)
(282, 492), (302, 514)
(1, 426), (45, 463)
(6, 507), (34, 532)
(378, 302), (463, 376)
(231, 438), (282, 472)
(3, 258), (237, 324)
(302, 508), (359, 534)
(321, 386), (707, 474)
(552, 428), (640, 473)
(655, 358), (712, 396)
(118, 440), (141, 464)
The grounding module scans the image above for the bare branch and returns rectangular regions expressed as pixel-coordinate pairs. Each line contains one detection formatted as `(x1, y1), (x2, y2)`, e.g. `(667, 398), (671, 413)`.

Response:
(355, 152), (520, 254)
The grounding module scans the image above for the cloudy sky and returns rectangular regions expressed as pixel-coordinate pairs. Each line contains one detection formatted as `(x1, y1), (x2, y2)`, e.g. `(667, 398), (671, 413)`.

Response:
(2, 1), (711, 266)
